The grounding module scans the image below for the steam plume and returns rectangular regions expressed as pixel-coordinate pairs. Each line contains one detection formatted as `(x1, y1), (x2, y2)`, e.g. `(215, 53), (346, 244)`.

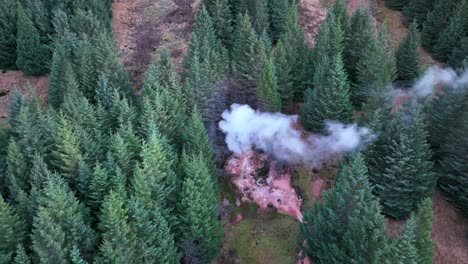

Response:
(411, 66), (468, 99)
(219, 104), (374, 168)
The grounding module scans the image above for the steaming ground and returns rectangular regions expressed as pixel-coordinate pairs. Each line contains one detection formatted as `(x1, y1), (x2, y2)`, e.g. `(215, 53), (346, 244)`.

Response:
(219, 104), (374, 168)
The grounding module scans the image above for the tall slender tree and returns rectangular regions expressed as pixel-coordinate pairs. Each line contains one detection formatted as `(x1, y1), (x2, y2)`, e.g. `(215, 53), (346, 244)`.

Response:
(395, 22), (421, 87)
(256, 58), (282, 112)
(0, 0), (17, 69)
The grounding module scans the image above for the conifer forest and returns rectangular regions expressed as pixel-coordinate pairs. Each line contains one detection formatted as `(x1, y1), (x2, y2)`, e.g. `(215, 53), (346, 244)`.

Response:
(1, 0), (468, 263)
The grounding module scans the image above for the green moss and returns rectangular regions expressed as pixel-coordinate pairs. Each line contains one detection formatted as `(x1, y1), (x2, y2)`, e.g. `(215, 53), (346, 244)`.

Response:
(224, 211), (300, 264)
(292, 166), (314, 210)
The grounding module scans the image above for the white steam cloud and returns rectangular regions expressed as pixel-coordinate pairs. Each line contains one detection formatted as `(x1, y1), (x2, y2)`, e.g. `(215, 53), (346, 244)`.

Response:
(219, 104), (374, 168)
(411, 66), (468, 99)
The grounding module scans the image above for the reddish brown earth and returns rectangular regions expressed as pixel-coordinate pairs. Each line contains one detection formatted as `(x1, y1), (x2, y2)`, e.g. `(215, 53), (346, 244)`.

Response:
(299, 0), (327, 46)
(112, 0), (199, 89)
(0, 71), (48, 122)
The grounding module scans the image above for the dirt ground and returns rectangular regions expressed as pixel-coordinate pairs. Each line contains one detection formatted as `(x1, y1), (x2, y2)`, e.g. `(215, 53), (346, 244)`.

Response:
(112, 0), (199, 89)
(299, 0), (327, 46)
(0, 71), (48, 123)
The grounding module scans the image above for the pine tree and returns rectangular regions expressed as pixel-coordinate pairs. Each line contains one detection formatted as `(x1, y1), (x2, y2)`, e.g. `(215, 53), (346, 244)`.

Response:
(87, 163), (111, 212)
(268, 0), (289, 42)
(402, 0), (436, 28)
(211, 0), (233, 48)
(6, 140), (29, 200)
(329, 0), (348, 31)
(438, 102), (468, 217)
(51, 115), (82, 187)
(301, 155), (389, 263)
(248, 0), (269, 34)
(344, 8), (374, 85)
(392, 216), (419, 263)
(421, 0), (458, 52)
(432, 1), (468, 63)
(33, 175), (96, 261)
(313, 12), (344, 67)
(449, 37), (468, 68)
(367, 110), (437, 219)
(414, 198), (434, 264)
(13, 244), (31, 264)
(395, 22), (421, 87)
(128, 165), (179, 264)
(273, 40), (294, 106)
(32, 209), (68, 264)
(279, 4), (313, 100)
(8, 90), (24, 129)
(178, 152), (221, 261)
(300, 55), (353, 133)
(15, 3), (50, 75)
(0, 0), (17, 69)
(256, 58), (282, 112)
(0, 195), (26, 258)
(97, 191), (137, 264)
(384, 0), (410, 11)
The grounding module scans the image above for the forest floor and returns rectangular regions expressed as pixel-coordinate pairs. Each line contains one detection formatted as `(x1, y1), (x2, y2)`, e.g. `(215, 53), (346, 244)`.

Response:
(111, 0), (199, 90)
(0, 71), (48, 125)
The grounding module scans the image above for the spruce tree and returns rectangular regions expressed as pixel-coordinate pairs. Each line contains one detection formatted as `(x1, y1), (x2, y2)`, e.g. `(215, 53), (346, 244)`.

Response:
(0, 194), (27, 259)
(210, 0), (233, 48)
(414, 198), (434, 264)
(367, 110), (436, 219)
(313, 12), (344, 67)
(268, 0), (289, 42)
(13, 244), (31, 264)
(273, 40), (294, 106)
(421, 0), (458, 52)
(97, 191), (137, 264)
(438, 102), (468, 217)
(15, 3), (50, 75)
(392, 216), (419, 263)
(402, 0), (436, 28)
(51, 115), (82, 187)
(0, 0), (17, 69)
(128, 165), (179, 263)
(395, 22), (421, 87)
(248, 0), (269, 35)
(178, 152), (221, 261)
(8, 90), (24, 129)
(301, 155), (388, 263)
(256, 58), (282, 112)
(300, 55), (353, 133)
(449, 37), (468, 68)
(33, 175), (96, 261)
(32, 210), (68, 264)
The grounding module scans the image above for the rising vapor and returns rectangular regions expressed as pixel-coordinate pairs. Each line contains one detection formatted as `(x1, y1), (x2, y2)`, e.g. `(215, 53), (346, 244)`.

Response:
(411, 66), (468, 99)
(219, 104), (374, 168)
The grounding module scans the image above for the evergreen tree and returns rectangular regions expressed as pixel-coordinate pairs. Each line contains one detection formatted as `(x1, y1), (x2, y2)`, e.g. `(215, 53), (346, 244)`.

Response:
(402, 0), (436, 28)
(384, 0), (410, 11)
(313, 12), (344, 67)
(329, 0), (348, 31)
(178, 153), (221, 261)
(32, 209), (68, 264)
(367, 110), (436, 219)
(438, 102), (468, 217)
(300, 55), (353, 133)
(279, 4), (313, 100)
(51, 115), (82, 187)
(248, 0), (269, 35)
(13, 244), (31, 264)
(301, 155), (388, 263)
(88, 163), (111, 212)
(0, 195), (26, 259)
(128, 165), (179, 264)
(395, 22), (421, 87)
(0, 0), (17, 69)
(97, 191), (137, 264)
(256, 58), (282, 112)
(273, 40), (294, 106)
(268, 0), (289, 42)
(15, 3), (50, 75)
(414, 198), (434, 264)
(392, 216), (419, 263)
(8, 90), (24, 129)
(6, 140), (29, 200)
(421, 0), (458, 52)
(211, 0), (233, 48)
(448, 37), (468, 68)
(33, 175), (96, 261)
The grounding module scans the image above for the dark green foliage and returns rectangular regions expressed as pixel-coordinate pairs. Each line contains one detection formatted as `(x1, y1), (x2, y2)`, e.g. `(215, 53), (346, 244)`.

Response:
(414, 198), (434, 264)
(32, 175), (96, 262)
(0, 195), (26, 259)
(279, 5), (313, 100)
(256, 58), (282, 112)
(329, 0), (348, 31)
(13, 244), (31, 264)
(8, 91), (23, 130)
(15, 3), (50, 75)
(6, 140), (29, 200)
(211, 0), (233, 48)
(179, 153), (221, 261)
(268, 0), (289, 42)
(313, 13), (344, 64)
(128, 166), (179, 263)
(384, 0), (410, 11)
(97, 191), (137, 264)
(0, 0), (17, 69)
(421, 0), (458, 52)
(449, 37), (468, 68)
(402, 0), (436, 28)
(395, 22), (421, 87)
(366, 110), (437, 219)
(438, 101), (468, 217)
(273, 40), (294, 106)
(392, 216), (419, 263)
(301, 155), (388, 263)
(300, 55), (353, 133)
(248, 0), (269, 34)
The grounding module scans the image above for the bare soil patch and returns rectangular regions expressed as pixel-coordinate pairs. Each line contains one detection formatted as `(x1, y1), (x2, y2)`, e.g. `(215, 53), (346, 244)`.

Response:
(112, 0), (199, 89)
(299, 0), (327, 46)
(0, 71), (48, 122)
